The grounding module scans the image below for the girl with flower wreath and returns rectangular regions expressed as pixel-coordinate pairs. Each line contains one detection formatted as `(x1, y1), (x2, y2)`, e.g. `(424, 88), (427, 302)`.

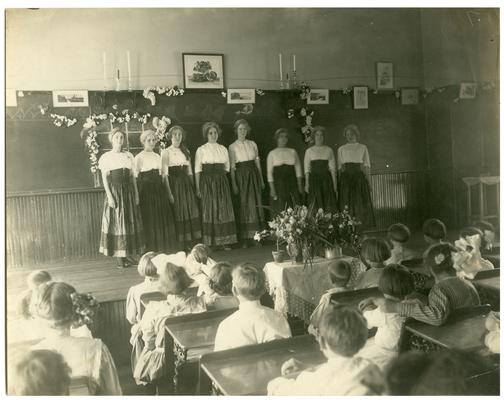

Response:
(29, 281), (122, 395)
(98, 129), (144, 268)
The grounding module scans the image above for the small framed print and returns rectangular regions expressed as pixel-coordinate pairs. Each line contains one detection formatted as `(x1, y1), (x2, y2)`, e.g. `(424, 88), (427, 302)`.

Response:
(182, 53), (225, 90)
(376, 61), (394, 90)
(227, 88), (256, 104)
(52, 90), (89, 107)
(401, 87), (419, 105)
(353, 86), (368, 109)
(459, 82), (477, 99)
(307, 89), (329, 104)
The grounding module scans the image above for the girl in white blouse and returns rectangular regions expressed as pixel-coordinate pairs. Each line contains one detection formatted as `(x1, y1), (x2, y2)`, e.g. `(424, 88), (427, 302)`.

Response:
(161, 126), (202, 249)
(134, 130), (178, 253)
(337, 124), (375, 228)
(266, 128), (303, 213)
(304, 126), (337, 212)
(98, 129), (144, 268)
(228, 119), (265, 246)
(195, 122), (237, 249)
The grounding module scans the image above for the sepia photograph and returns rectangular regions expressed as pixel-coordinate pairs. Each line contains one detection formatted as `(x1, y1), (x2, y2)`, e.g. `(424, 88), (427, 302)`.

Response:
(4, 5), (500, 397)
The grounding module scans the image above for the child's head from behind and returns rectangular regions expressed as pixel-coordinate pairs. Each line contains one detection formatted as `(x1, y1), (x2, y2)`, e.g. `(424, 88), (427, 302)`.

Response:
(26, 270), (52, 290)
(232, 263), (265, 301)
(10, 349), (71, 395)
(473, 220), (495, 250)
(137, 251), (159, 278)
(208, 262), (233, 296)
(361, 237), (391, 267)
(328, 259), (351, 288)
(318, 304), (368, 358)
(424, 243), (458, 278)
(423, 218), (447, 244)
(387, 223), (411, 245)
(32, 281), (76, 328)
(159, 263), (193, 295)
(191, 244), (211, 264)
(378, 264), (415, 301)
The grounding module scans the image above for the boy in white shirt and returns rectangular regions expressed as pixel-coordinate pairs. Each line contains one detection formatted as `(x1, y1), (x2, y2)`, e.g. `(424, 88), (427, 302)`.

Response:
(267, 304), (383, 395)
(214, 263), (291, 351)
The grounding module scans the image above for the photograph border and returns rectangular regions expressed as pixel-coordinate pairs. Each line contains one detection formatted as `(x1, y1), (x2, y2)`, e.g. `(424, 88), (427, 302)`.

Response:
(376, 61), (394, 90)
(52, 90), (89, 107)
(307, 89), (330, 105)
(400, 87), (420, 105)
(182, 52), (225, 90)
(227, 88), (256, 104)
(353, 86), (369, 109)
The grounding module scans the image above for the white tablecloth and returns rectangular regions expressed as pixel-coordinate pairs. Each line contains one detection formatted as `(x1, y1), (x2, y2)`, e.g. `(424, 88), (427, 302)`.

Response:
(264, 256), (366, 318)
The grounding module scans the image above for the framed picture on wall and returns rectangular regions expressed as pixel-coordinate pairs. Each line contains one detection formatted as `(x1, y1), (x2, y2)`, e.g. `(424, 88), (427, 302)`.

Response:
(376, 61), (394, 90)
(353, 86), (368, 109)
(227, 88), (256, 104)
(459, 82), (477, 99)
(307, 89), (329, 104)
(401, 87), (420, 105)
(182, 53), (225, 89)
(52, 90), (89, 107)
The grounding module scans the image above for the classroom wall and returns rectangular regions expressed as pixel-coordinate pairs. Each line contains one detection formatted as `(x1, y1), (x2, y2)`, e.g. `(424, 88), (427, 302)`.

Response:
(6, 8), (424, 91)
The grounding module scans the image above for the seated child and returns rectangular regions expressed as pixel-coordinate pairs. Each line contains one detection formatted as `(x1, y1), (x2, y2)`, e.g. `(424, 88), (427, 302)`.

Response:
(214, 263), (291, 351)
(267, 305), (383, 395)
(355, 238), (391, 289)
(373, 243), (480, 326)
(423, 218), (447, 246)
(184, 244), (216, 286)
(125, 251), (161, 325)
(474, 220), (497, 253)
(16, 270), (52, 319)
(357, 264), (415, 370)
(9, 349), (71, 395)
(453, 227), (494, 279)
(385, 223), (418, 265)
(308, 259), (352, 335)
(198, 262), (239, 310)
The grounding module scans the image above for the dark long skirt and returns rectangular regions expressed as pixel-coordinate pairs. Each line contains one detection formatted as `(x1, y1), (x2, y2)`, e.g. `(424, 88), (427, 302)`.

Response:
(308, 159), (337, 212)
(137, 169), (179, 252)
(272, 164), (301, 214)
(99, 168), (144, 257)
(337, 163), (375, 227)
(235, 160), (265, 240)
(168, 165), (202, 247)
(200, 163), (237, 246)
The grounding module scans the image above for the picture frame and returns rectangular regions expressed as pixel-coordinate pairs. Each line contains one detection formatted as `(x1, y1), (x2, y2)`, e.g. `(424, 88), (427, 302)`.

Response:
(353, 86), (369, 109)
(182, 53), (225, 90)
(401, 87), (420, 105)
(376, 61), (394, 90)
(52, 90), (89, 107)
(227, 88), (256, 104)
(307, 89), (329, 104)
(459, 82), (477, 99)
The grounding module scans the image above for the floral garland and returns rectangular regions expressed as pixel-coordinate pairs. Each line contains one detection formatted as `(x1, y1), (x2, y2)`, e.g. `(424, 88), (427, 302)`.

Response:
(152, 116), (172, 149)
(49, 113), (78, 127)
(143, 85), (184, 106)
(85, 130), (100, 173)
(70, 292), (99, 328)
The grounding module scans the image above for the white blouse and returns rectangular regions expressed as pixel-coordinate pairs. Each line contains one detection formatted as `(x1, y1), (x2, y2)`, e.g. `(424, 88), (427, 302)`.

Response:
(133, 151), (161, 177)
(98, 151), (134, 174)
(266, 148), (303, 182)
(229, 139), (259, 169)
(337, 143), (371, 169)
(304, 145), (336, 173)
(194, 142), (230, 173)
(161, 145), (193, 176)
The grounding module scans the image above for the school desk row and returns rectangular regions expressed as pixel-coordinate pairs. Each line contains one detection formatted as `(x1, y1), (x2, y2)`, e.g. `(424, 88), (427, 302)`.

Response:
(138, 277), (500, 395)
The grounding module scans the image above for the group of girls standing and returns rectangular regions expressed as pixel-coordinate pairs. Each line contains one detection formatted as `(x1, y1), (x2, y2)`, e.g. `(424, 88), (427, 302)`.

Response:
(98, 120), (374, 268)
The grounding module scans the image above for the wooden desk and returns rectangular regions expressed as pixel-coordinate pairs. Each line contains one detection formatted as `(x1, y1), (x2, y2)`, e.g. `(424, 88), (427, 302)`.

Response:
(330, 287), (381, 306)
(164, 308), (237, 393)
(200, 334), (325, 395)
(402, 305), (491, 353)
(473, 269), (500, 311)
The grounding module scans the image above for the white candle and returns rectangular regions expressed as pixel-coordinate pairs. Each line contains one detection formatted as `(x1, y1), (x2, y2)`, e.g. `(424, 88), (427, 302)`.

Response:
(293, 54), (296, 72)
(116, 69), (120, 91)
(102, 52), (107, 89)
(126, 51), (132, 90)
(279, 53), (283, 82)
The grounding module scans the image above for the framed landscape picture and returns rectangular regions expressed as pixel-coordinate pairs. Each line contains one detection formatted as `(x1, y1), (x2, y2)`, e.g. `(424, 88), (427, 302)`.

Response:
(459, 82), (477, 99)
(227, 88), (256, 104)
(376, 61), (394, 90)
(52, 90), (89, 107)
(401, 87), (420, 105)
(182, 53), (225, 89)
(307, 89), (329, 104)
(353, 86), (368, 109)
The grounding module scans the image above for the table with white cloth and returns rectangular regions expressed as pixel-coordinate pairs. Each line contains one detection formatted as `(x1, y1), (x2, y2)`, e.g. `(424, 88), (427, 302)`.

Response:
(263, 256), (366, 323)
